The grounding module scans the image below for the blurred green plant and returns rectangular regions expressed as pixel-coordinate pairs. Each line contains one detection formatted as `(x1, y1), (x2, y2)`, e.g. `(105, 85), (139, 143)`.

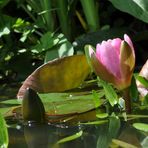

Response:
(0, 113), (8, 148)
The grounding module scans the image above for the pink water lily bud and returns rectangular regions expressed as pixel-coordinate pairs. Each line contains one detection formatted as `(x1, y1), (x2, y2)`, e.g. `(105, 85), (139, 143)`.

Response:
(89, 34), (135, 90)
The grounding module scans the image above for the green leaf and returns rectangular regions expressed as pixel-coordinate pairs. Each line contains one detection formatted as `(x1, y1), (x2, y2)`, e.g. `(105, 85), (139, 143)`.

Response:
(40, 92), (104, 115)
(57, 130), (83, 144)
(0, 0), (9, 9)
(92, 90), (104, 108)
(0, 27), (10, 37)
(136, 75), (148, 88)
(133, 123), (148, 132)
(31, 32), (59, 53)
(44, 35), (74, 62)
(0, 99), (21, 115)
(130, 76), (139, 101)
(0, 113), (8, 148)
(98, 78), (118, 106)
(109, 0), (148, 23)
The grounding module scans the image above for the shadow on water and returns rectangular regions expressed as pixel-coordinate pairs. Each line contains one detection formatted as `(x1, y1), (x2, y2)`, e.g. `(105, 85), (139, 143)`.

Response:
(7, 116), (147, 148)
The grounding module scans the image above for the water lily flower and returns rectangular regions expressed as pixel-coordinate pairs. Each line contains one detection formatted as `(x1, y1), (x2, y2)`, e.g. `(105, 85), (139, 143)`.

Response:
(89, 34), (135, 90)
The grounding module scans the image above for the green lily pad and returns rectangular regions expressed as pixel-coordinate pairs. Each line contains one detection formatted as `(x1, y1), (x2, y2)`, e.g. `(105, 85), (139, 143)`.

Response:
(39, 91), (104, 115)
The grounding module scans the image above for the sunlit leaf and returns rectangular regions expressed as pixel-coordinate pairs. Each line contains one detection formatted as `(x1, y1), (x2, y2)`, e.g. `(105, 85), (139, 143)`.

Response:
(133, 123), (148, 132)
(17, 55), (91, 99)
(80, 120), (108, 125)
(31, 32), (59, 53)
(136, 76), (148, 88)
(40, 92), (104, 115)
(96, 113), (108, 119)
(111, 139), (138, 148)
(0, 113), (8, 148)
(92, 90), (104, 108)
(44, 36), (74, 62)
(57, 130), (83, 144)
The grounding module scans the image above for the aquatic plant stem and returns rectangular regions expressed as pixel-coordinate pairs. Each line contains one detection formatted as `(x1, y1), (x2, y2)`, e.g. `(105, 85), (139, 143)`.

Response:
(122, 87), (131, 114)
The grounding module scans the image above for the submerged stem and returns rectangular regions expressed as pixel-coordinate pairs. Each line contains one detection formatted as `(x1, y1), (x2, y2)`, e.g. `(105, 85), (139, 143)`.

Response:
(122, 87), (131, 113)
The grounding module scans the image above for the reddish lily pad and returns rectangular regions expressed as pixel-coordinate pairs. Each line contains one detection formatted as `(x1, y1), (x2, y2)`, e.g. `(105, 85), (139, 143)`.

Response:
(17, 55), (91, 99)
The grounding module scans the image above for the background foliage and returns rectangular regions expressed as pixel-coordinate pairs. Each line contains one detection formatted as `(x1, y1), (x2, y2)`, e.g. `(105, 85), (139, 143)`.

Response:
(0, 0), (148, 83)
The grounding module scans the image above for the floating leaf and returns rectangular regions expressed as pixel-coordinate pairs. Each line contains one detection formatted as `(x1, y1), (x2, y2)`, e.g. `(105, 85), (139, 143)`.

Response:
(133, 123), (148, 132)
(40, 91), (104, 115)
(80, 120), (108, 125)
(3, 91), (104, 123)
(57, 130), (83, 144)
(111, 139), (138, 148)
(0, 113), (8, 148)
(17, 55), (91, 99)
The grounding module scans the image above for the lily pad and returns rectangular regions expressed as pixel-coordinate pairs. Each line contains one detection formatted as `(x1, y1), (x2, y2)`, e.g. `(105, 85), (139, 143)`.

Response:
(40, 92), (104, 115)
(17, 55), (91, 99)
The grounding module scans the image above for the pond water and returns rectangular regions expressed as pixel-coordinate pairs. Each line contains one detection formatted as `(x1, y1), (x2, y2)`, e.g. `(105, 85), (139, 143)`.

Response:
(1, 84), (148, 148)
(7, 113), (148, 148)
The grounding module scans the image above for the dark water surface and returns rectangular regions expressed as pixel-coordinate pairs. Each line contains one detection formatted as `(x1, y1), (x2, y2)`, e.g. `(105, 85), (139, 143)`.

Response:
(7, 116), (147, 148)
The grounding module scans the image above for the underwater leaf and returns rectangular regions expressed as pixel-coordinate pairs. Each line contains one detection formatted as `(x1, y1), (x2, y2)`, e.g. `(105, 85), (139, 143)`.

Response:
(109, 0), (148, 23)
(57, 130), (83, 144)
(17, 55), (91, 99)
(133, 123), (148, 132)
(109, 115), (120, 138)
(0, 113), (8, 148)
(111, 139), (138, 148)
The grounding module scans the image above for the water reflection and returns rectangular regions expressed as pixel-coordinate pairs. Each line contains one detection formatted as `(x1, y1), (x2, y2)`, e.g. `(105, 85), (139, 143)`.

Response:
(8, 119), (147, 148)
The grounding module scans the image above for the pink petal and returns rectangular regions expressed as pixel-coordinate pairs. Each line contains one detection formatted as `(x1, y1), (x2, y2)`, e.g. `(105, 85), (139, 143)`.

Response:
(99, 41), (121, 78)
(124, 34), (134, 50)
(89, 45), (95, 57)
(96, 43), (102, 62)
(110, 38), (122, 55)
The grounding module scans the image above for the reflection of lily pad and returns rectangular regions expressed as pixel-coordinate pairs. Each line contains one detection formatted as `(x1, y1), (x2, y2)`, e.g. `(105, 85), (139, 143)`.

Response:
(17, 55), (91, 99)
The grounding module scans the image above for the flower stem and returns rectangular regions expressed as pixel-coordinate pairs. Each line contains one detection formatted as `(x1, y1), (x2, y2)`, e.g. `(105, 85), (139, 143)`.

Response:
(122, 87), (131, 113)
